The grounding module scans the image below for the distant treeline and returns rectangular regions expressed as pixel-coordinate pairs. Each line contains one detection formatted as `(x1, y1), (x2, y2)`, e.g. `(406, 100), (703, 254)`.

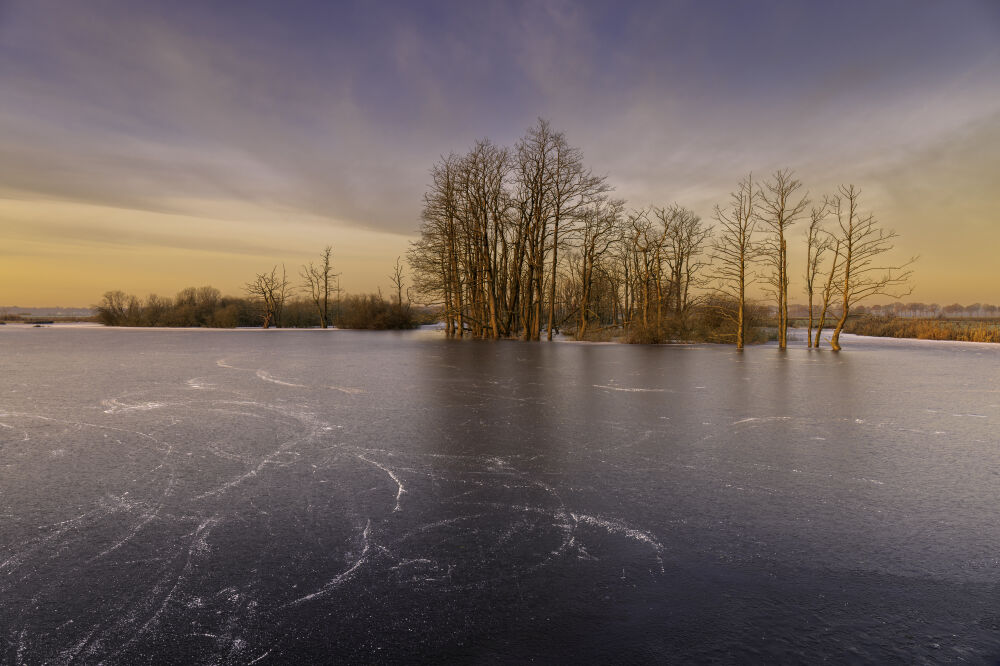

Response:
(851, 302), (1000, 319)
(95, 286), (422, 329)
(0, 308), (95, 322)
(0, 314), (84, 324)
(95, 247), (425, 330)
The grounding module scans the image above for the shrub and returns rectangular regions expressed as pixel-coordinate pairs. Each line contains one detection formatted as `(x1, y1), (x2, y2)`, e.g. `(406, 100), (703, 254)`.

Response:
(622, 297), (767, 345)
(338, 294), (417, 330)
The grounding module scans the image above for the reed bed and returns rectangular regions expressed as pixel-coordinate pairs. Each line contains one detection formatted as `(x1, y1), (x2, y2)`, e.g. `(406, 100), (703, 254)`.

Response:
(843, 316), (1000, 343)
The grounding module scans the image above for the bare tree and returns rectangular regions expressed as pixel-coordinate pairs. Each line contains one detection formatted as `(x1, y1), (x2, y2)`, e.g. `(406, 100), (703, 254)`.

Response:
(813, 238), (841, 348)
(804, 201), (832, 347)
(245, 265), (289, 328)
(712, 174), (762, 349)
(828, 185), (916, 351)
(301, 245), (337, 328)
(389, 256), (407, 312)
(760, 169), (809, 349)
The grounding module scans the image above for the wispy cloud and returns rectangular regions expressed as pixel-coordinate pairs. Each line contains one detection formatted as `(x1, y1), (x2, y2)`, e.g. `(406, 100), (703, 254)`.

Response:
(1, 0), (999, 303)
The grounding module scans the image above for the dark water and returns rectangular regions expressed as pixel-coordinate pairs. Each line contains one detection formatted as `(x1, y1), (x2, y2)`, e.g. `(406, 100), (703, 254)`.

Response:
(2, 325), (999, 664)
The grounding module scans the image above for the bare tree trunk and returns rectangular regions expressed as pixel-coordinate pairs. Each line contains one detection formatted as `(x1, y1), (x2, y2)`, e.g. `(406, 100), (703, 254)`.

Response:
(806, 291), (814, 347)
(830, 189), (858, 352)
(444, 272), (454, 337)
(321, 246), (331, 328)
(815, 240), (841, 348)
(737, 261), (745, 349)
(830, 276), (850, 351)
(578, 252), (591, 338)
(546, 214), (559, 340)
(780, 238), (788, 348)
(804, 202), (831, 348)
(453, 242), (464, 338)
(532, 264), (543, 340)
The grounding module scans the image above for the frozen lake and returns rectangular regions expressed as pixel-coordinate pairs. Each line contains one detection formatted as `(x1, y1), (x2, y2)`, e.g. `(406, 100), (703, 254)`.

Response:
(2, 325), (999, 663)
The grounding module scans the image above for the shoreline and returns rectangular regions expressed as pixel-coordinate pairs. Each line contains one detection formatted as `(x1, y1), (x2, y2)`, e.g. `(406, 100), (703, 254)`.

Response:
(6, 321), (1000, 350)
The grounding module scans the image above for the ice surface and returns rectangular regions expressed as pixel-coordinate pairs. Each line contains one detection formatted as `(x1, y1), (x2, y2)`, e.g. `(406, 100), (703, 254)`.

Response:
(1, 327), (999, 662)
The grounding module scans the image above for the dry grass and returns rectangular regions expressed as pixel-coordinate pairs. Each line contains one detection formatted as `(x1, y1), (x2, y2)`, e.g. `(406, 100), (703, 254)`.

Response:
(844, 316), (1000, 343)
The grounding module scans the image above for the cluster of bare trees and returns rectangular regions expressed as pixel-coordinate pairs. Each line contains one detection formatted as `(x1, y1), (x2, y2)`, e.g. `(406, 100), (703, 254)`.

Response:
(798, 184), (915, 350)
(243, 247), (342, 328)
(97, 245), (420, 329)
(409, 121), (611, 340)
(409, 119), (718, 343)
(411, 120), (915, 350)
(607, 204), (713, 341)
(242, 249), (414, 329)
(710, 175), (914, 350)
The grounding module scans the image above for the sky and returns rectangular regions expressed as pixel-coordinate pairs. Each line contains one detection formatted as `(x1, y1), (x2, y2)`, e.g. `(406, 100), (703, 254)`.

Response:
(1, 0), (998, 307)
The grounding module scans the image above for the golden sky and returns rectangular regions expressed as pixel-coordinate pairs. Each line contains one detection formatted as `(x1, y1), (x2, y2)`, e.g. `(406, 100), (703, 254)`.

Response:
(0, 198), (412, 306)
(1, 1), (998, 307)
